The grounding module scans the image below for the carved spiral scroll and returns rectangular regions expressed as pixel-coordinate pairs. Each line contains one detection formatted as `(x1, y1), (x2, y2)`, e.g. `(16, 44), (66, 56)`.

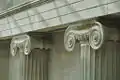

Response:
(64, 31), (76, 52)
(10, 34), (31, 56)
(89, 22), (104, 49)
(64, 22), (104, 52)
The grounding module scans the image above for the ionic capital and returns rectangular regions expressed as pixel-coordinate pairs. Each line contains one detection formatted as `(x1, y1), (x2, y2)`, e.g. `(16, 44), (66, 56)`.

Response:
(10, 34), (31, 56)
(64, 21), (119, 52)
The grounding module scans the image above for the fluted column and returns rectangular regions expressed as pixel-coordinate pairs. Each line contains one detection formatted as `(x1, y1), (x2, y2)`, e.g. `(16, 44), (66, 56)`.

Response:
(9, 34), (50, 80)
(64, 21), (120, 80)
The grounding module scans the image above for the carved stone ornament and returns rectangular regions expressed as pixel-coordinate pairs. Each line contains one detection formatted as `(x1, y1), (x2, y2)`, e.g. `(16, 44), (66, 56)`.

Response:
(64, 22), (105, 52)
(10, 34), (31, 56)
(64, 21), (120, 52)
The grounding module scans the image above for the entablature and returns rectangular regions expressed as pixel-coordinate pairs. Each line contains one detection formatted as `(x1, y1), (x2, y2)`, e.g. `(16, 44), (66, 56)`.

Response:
(0, 0), (119, 39)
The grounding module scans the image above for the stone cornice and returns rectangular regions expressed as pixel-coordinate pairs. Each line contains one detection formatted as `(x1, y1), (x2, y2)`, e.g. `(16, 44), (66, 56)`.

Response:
(64, 21), (120, 52)
(0, 0), (53, 19)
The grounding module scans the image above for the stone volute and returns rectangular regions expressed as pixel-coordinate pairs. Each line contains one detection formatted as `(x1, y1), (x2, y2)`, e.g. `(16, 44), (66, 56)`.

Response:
(64, 21), (120, 52)
(10, 34), (31, 56)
